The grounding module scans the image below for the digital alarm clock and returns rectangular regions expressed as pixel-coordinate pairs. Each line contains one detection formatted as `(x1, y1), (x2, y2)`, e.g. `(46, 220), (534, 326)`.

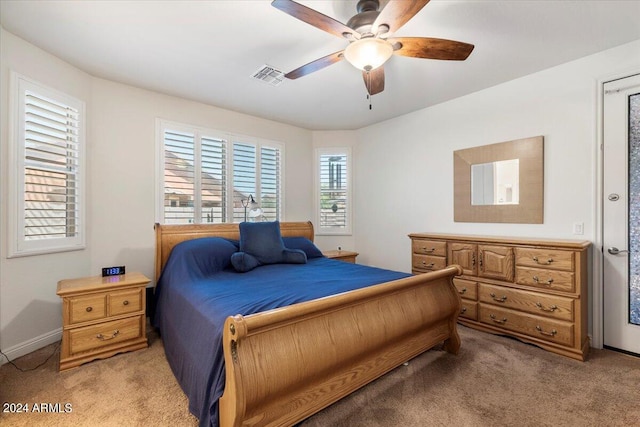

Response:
(102, 266), (125, 277)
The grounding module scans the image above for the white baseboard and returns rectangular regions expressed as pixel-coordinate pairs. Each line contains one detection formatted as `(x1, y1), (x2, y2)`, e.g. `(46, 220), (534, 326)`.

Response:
(0, 328), (62, 365)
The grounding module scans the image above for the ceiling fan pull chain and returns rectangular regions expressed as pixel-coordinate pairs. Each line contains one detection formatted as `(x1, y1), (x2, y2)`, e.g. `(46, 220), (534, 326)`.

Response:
(367, 71), (372, 110)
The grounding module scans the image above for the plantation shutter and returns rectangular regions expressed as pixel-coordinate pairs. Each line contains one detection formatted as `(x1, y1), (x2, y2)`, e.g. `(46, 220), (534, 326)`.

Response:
(23, 92), (80, 240)
(163, 130), (196, 224)
(319, 152), (348, 230)
(201, 136), (226, 223)
(260, 145), (281, 221)
(232, 142), (257, 222)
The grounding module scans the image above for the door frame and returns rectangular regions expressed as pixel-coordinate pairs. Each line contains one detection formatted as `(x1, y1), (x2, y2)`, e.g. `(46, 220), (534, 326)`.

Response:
(594, 70), (640, 349)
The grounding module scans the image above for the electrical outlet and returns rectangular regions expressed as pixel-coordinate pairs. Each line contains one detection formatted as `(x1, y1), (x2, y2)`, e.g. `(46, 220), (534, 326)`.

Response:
(572, 222), (584, 235)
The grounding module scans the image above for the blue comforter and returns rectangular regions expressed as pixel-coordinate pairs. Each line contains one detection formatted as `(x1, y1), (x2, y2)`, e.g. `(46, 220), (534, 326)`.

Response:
(153, 237), (409, 427)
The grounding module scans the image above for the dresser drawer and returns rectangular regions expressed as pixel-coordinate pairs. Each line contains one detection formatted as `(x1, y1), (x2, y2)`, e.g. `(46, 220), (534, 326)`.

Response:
(412, 254), (447, 272)
(412, 239), (447, 256)
(69, 294), (107, 324)
(109, 289), (143, 316)
(515, 267), (575, 293)
(459, 300), (478, 320)
(69, 316), (143, 355)
(515, 248), (574, 271)
(479, 304), (574, 347)
(479, 283), (574, 321)
(452, 278), (478, 300)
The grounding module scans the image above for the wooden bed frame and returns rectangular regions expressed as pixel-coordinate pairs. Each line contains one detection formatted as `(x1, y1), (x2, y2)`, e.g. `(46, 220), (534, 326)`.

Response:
(154, 221), (462, 427)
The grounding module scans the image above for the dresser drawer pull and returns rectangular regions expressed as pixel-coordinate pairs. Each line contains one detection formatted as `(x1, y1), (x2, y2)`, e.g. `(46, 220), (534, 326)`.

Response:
(123, 300), (129, 306)
(489, 314), (507, 324)
(532, 276), (554, 285)
(421, 261), (435, 268)
(458, 287), (467, 295)
(96, 330), (120, 341)
(535, 302), (558, 312)
(532, 256), (554, 265)
(535, 326), (557, 336)
(489, 293), (507, 303)
(422, 247), (435, 253)
(461, 307), (467, 313)
(86, 307), (93, 312)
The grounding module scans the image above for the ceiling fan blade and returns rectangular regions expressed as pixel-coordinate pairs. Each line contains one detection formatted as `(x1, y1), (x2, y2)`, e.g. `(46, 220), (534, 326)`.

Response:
(271, 0), (359, 40)
(363, 66), (385, 95)
(285, 50), (344, 80)
(373, 0), (430, 34)
(389, 37), (474, 60)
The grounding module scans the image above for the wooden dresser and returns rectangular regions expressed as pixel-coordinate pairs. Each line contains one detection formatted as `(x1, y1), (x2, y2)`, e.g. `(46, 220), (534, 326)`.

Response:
(409, 233), (591, 360)
(57, 272), (149, 371)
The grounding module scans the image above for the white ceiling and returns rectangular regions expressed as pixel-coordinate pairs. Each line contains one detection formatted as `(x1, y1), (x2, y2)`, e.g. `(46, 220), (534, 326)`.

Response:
(2, 0), (639, 130)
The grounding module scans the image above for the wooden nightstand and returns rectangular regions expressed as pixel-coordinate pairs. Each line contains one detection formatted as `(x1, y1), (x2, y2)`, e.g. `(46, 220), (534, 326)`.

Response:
(323, 250), (359, 263)
(56, 272), (149, 371)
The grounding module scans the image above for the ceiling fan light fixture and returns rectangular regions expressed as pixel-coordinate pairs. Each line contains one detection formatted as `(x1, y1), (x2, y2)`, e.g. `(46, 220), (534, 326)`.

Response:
(344, 38), (393, 71)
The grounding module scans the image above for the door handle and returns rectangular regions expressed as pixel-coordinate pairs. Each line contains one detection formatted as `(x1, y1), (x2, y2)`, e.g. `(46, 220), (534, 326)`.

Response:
(608, 247), (629, 255)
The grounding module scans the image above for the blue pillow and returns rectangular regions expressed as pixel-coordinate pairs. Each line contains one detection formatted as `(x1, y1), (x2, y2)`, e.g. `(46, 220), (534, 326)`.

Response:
(282, 237), (324, 259)
(165, 237), (238, 278)
(231, 221), (307, 272)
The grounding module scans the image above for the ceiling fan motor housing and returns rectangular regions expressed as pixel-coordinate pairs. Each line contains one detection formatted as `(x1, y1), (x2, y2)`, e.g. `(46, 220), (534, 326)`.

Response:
(347, 0), (381, 36)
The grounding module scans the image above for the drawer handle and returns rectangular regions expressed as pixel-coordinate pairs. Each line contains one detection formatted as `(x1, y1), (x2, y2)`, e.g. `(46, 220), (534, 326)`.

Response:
(86, 306), (93, 312)
(96, 330), (120, 341)
(535, 302), (558, 312)
(532, 276), (554, 285)
(461, 307), (467, 313)
(536, 326), (557, 336)
(421, 261), (435, 268)
(489, 314), (507, 324)
(458, 287), (467, 295)
(532, 256), (554, 265)
(490, 293), (507, 303)
(422, 247), (435, 253)
(123, 300), (129, 306)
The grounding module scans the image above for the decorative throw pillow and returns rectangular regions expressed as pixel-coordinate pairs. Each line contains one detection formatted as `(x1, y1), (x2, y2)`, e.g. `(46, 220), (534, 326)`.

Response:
(282, 237), (324, 259)
(231, 221), (307, 272)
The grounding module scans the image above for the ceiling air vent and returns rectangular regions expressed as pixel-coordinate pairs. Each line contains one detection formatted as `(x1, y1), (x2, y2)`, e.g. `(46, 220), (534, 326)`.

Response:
(251, 65), (285, 87)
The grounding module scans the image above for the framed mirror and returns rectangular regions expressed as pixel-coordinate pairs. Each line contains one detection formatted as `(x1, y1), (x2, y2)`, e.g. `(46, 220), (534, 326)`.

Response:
(454, 136), (544, 223)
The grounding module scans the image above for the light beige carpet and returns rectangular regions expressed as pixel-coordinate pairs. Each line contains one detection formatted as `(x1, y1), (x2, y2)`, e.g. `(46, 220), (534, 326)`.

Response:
(1, 325), (639, 427)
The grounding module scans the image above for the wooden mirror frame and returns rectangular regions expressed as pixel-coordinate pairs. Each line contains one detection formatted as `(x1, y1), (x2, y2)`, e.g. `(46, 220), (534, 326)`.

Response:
(454, 136), (544, 223)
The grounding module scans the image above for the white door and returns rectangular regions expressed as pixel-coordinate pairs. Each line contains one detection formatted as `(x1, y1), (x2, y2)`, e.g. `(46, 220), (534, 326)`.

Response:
(603, 74), (640, 355)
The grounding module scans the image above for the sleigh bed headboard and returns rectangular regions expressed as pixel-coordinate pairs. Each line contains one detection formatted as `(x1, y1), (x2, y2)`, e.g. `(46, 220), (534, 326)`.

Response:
(153, 221), (315, 282)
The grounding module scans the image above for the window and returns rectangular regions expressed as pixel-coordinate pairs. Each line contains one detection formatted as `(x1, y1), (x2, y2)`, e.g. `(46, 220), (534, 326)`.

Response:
(158, 121), (283, 224)
(9, 73), (86, 257)
(316, 148), (351, 235)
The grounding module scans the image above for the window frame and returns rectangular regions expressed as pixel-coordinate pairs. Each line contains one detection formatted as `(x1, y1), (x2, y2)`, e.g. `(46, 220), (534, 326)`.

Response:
(156, 120), (285, 225)
(314, 147), (352, 236)
(8, 72), (86, 258)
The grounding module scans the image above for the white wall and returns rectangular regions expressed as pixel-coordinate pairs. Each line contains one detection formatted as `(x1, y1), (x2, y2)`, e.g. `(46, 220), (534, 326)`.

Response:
(0, 29), (93, 358)
(0, 28), (314, 360)
(351, 39), (640, 273)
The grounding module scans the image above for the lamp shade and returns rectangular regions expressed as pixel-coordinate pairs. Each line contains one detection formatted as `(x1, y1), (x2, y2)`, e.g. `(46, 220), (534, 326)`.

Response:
(344, 38), (393, 71)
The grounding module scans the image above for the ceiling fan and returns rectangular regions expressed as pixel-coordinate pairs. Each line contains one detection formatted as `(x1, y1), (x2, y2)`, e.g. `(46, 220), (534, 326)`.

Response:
(271, 0), (474, 97)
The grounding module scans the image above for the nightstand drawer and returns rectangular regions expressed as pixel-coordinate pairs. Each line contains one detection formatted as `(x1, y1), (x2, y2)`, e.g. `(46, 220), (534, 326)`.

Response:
(70, 294), (107, 324)
(109, 289), (143, 316)
(69, 316), (143, 354)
